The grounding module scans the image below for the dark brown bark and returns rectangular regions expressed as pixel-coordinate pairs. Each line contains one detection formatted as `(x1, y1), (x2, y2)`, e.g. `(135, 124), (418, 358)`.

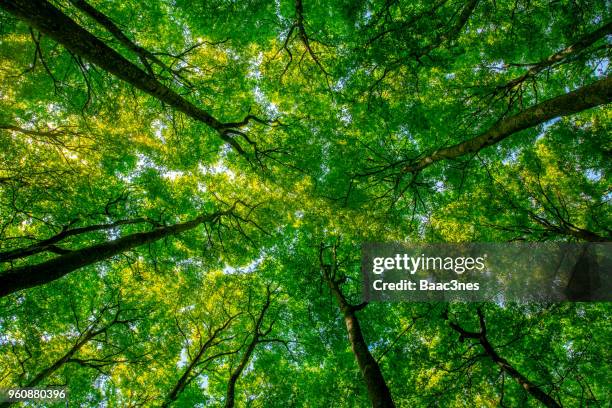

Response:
(565, 228), (608, 242)
(224, 287), (272, 408)
(449, 309), (561, 408)
(0, 0), (256, 154)
(224, 337), (258, 408)
(320, 245), (395, 408)
(0, 123), (73, 138)
(0, 210), (230, 297)
(402, 75), (612, 174)
(0, 0), (222, 124)
(25, 327), (104, 388)
(68, 0), (168, 77)
(342, 310), (395, 408)
(0, 218), (149, 262)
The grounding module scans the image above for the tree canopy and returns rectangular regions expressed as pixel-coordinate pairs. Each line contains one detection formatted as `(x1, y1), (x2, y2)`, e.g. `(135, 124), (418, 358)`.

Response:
(0, 0), (610, 406)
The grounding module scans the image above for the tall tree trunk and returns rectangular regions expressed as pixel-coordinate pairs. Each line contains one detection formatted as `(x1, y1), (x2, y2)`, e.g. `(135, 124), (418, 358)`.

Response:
(0, 0), (243, 140)
(342, 309), (396, 408)
(478, 337), (561, 408)
(402, 75), (612, 174)
(162, 342), (209, 407)
(24, 330), (98, 389)
(320, 244), (395, 408)
(224, 340), (257, 408)
(0, 301), (128, 408)
(0, 210), (229, 297)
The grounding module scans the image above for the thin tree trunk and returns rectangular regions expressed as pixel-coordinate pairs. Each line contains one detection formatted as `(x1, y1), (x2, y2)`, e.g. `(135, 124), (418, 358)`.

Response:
(402, 75), (612, 174)
(224, 340), (256, 408)
(478, 338), (561, 408)
(0, 332), (94, 408)
(162, 314), (239, 407)
(162, 342), (210, 407)
(0, 302), (128, 408)
(25, 326), (104, 388)
(0, 210), (229, 297)
(502, 21), (612, 89)
(448, 309), (561, 408)
(224, 287), (272, 408)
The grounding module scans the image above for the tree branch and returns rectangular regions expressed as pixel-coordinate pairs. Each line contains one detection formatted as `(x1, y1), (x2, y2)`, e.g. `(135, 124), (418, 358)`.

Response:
(447, 308), (562, 408)
(0, 0), (268, 157)
(402, 75), (612, 174)
(500, 21), (612, 92)
(0, 207), (235, 297)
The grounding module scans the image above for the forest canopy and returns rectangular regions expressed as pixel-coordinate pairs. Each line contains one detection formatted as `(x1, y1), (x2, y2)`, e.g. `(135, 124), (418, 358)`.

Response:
(0, 0), (610, 406)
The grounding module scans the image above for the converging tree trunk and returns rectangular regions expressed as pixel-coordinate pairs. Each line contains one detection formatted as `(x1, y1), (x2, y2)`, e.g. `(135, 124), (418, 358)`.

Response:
(402, 75), (612, 174)
(0, 217), (150, 262)
(319, 244), (396, 408)
(0, 0), (259, 154)
(0, 209), (231, 297)
(0, 329), (101, 408)
(0, 299), (138, 408)
(68, 0), (165, 76)
(447, 308), (562, 408)
(162, 313), (241, 407)
(224, 286), (274, 408)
